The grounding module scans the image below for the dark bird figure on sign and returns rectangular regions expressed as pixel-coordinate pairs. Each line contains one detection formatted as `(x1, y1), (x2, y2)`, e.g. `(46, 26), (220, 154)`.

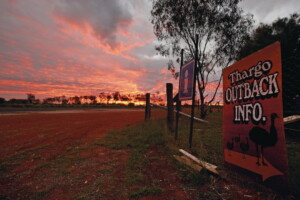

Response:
(240, 137), (249, 159)
(226, 137), (234, 156)
(249, 113), (278, 166)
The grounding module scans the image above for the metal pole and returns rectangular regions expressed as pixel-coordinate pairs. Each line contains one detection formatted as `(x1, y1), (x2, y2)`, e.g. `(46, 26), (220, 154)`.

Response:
(166, 83), (174, 132)
(175, 49), (184, 140)
(189, 34), (199, 149)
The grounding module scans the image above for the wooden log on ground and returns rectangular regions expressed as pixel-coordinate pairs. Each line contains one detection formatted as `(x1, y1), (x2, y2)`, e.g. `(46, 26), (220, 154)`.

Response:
(283, 115), (300, 125)
(173, 155), (202, 172)
(179, 149), (219, 175)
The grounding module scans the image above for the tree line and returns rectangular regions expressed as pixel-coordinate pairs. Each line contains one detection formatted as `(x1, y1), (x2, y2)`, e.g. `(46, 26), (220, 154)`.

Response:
(0, 92), (164, 106)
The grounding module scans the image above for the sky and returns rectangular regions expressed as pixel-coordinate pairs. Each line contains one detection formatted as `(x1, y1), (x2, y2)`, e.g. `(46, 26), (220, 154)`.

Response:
(0, 0), (299, 100)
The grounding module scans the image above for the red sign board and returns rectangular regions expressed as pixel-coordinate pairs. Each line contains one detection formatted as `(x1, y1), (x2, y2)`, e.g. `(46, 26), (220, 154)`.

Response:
(222, 42), (288, 184)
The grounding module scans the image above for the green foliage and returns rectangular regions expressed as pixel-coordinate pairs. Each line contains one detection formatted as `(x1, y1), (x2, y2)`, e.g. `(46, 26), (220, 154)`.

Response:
(236, 13), (300, 115)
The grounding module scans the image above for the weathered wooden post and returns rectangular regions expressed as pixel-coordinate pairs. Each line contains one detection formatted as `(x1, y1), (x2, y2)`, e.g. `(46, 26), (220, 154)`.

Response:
(175, 100), (181, 139)
(166, 83), (174, 132)
(189, 34), (199, 149)
(145, 93), (151, 121)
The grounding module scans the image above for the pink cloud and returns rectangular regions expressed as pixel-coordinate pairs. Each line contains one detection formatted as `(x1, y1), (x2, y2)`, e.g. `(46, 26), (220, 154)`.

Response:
(0, 0), (177, 100)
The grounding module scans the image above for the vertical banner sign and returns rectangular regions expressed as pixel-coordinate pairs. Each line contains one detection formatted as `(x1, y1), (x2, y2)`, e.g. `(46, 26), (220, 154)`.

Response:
(179, 60), (195, 101)
(222, 42), (288, 184)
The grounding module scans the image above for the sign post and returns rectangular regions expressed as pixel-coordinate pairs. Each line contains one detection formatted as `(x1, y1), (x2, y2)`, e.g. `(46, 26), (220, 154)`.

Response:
(178, 35), (198, 148)
(188, 35), (198, 149)
(222, 42), (288, 189)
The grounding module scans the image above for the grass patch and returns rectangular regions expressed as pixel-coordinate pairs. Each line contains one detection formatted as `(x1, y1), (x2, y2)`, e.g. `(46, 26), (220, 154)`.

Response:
(177, 163), (210, 187)
(30, 190), (50, 200)
(97, 111), (300, 198)
(95, 114), (222, 198)
(96, 119), (167, 198)
(167, 111), (223, 166)
(0, 145), (49, 174)
(0, 195), (7, 200)
(0, 163), (9, 174)
(129, 186), (162, 199)
(287, 142), (300, 198)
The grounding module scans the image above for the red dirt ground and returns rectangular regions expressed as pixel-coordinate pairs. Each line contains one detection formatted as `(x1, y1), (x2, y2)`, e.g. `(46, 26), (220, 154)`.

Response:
(0, 108), (276, 199)
(0, 108), (198, 199)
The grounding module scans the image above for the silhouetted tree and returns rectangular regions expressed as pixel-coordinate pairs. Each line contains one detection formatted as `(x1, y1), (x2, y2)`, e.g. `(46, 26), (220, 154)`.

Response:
(151, 0), (253, 118)
(61, 96), (68, 104)
(90, 96), (96, 104)
(113, 92), (120, 103)
(99, 92), (106, 104)
(74, 96), (81, 104)
(27, 93), (35, 104)
(236, 13), (300, 115)
(120, 95), (130, 101)
(106, 95), (112, 104)
(0, 97), (5, 104)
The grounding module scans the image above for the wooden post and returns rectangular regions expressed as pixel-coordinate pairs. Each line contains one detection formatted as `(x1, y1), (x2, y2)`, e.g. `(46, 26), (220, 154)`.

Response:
(175, 49), (184, 140)
(175, 101), (181, 139)
(145, 93), (151, 121)
(189, 34), (199, 149)
(166, 83), (174, 132)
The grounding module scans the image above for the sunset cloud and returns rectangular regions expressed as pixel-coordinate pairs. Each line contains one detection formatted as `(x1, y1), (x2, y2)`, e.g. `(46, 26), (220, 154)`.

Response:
(54, 0), (134, 51)
(0, 0), (298, 101)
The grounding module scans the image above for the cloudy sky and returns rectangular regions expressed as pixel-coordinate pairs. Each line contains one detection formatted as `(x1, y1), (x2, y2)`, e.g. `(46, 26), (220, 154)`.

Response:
(0, 0), (299, 100)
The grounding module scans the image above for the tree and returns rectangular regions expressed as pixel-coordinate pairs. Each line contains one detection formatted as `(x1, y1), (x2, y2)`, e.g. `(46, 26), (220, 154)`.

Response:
(151, 0), (253, 118)
(61, 96), (68, 104)
(27, 93), (35, 104)
(74, 96), (81, 104)
(0, 97), (5, 104)
(99, 92), (106, 104)
(113, 92), (120, 103)
(236, 13), (300, 115)
(89, 96), (97, 104)
(106, 95), (112, 104)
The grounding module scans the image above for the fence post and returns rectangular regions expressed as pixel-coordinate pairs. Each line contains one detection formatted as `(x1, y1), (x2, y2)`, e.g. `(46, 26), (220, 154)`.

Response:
(175, 100), (181, 140)
(166, 83), (174, 132)
(145, 93), (151, 121)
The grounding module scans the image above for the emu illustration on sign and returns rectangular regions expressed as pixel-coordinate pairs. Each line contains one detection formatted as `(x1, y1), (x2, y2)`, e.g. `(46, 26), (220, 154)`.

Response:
(222, 42), (288, 184)
(249, 113), (278, 166)
(179, 60), (195, 101)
